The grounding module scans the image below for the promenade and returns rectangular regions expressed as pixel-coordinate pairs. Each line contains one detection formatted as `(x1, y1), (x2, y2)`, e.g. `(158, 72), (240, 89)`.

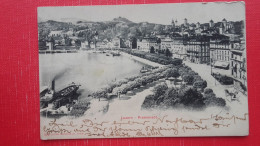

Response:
(121, 52), (164, 67)
(184, 61), (248, 113)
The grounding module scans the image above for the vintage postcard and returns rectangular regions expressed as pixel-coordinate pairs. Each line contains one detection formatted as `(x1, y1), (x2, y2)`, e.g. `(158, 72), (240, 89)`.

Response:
(38, 2), (248, 140)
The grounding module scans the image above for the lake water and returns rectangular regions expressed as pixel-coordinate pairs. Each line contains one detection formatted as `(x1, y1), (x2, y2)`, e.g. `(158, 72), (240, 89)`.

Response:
(39, 52), (146, 99)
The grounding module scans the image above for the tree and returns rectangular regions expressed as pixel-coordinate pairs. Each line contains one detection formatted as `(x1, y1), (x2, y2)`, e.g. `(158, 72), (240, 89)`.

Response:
(154, 24), (164, 34)
(219, 75), (233, 85)
(74, 39), (81, 47)
(120, 38), (126, 48)
(204, 88), (213, 95)
(156, 38), (161, 44)
(77, 21), (83, 24)
(166, 68), (180, 79)
(182, 74), (194, 85)
(203, 92), (216, 99)
(193, 75), (202, 81)
(114, 42), (119, 47)
(162, 88), (180, 106)
(153, 84), (168, 98)
(38, 39), (46, 49)
(170, 58), (183, 66)
(142, 95), (156, 109)
(131, 37), (137, 49)
(203, 88), (226, 107)
(180, 88), (205, 108)
(150, 46), (155, 53)
(193, 80), (207, 91)
(204, 97), (226, 107)
(165, 48), (172, 57)
(65, 38), (72, 46)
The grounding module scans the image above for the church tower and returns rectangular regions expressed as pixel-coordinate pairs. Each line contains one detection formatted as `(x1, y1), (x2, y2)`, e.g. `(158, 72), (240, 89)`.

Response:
(209, 19), (214, 28)
(175, 19), (178, 27)
(184, 18), (188, 27)
(171, 19), (175, 28)
(196, 22), (200, 29)
(222, 18), (227, 31)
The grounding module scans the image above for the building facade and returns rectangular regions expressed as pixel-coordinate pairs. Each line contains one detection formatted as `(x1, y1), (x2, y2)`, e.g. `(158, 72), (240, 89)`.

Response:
(96, 41), (108, 48)
(80, 41), (89, 49)
(46, 41), (54, 50)
(112, 38), (120, 48)
(137, 37), (158, 52)
(186, 39), (210, 64)
(210, 39), (233, 69)
(230, 42), (247, 94)
(160, 37), (173, 51)
(170, 39), (187, 60)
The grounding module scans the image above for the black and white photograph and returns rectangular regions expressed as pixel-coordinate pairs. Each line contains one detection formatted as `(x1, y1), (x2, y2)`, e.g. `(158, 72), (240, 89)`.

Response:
(38, 2), (248, 139)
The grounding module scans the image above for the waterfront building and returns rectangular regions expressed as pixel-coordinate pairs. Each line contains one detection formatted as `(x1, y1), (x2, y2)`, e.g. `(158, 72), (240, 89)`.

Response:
(53, 37), (66, 46)
(230, 41), (247, 94)
(48, 30), (63, 37)
(46, 41), (54, 50)
(186, 38), (210, 64)
(160, 37), (173, 51)
(170, 38), (187, 60)
(90, 42), (96, 49)
(155, 34), (168, 39)
(96, 41), (108, 48)
(81, 41), (89, 50)
(112, 37), (120, 48)
(125, 39), (132, 48)
(137, 37), (158, 52)
(209, 35), (233, 69)
(64, 30), (74, 37)
(107, 42), (114, 49)
(71, 40), (76, 46)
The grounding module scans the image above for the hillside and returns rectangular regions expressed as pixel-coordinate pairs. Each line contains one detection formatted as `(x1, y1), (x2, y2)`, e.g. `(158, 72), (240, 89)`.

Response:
(38, 17), (168, 41)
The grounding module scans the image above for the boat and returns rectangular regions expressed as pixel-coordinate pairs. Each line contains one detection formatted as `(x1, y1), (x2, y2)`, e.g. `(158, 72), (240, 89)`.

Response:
(140, 69), (149, 73)
(140, 66), (151, 73)
(111, 51), (120, 56)
(40, 80), (80, 109)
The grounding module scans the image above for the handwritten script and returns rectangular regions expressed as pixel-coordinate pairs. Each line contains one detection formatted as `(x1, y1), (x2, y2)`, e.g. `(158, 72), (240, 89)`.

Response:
(43, 113), (248, 138)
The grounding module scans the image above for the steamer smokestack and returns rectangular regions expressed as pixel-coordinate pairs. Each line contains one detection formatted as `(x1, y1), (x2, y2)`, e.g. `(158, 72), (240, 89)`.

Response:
(51, 80), (55, 92)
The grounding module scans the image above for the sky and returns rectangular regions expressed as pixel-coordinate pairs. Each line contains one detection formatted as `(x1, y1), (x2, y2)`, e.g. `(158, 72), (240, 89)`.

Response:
(38, 2), (245, 25)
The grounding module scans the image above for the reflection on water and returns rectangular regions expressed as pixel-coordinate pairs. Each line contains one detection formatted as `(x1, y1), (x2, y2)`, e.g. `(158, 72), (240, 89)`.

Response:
(39, 52), (145, 99)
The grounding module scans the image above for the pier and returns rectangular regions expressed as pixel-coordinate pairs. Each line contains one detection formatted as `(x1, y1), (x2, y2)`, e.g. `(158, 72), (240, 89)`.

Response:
(39, 50), (78, 54)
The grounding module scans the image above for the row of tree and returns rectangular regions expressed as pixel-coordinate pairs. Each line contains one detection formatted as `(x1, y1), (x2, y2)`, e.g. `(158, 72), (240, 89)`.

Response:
(142, 65), (226, 109)
(123, 49), (182, 65)
(142, 83), (226, 110)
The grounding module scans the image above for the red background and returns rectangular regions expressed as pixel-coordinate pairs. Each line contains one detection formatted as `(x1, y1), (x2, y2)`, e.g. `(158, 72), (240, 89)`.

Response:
(0, 0), (259, 145)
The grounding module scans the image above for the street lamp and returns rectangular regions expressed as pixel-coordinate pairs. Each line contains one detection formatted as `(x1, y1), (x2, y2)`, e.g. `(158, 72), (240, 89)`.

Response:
(210, 58), (213, 75)
(210, 58), (217, 85)
(242, 75), (246, 85)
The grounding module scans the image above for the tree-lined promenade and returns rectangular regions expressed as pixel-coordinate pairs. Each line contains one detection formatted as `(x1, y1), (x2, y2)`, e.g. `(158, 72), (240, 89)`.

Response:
(70, 50), (226, 117)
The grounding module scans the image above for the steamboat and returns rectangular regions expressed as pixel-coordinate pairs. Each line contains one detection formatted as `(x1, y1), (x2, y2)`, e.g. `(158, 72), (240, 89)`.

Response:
(40, 80), (80, 110)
